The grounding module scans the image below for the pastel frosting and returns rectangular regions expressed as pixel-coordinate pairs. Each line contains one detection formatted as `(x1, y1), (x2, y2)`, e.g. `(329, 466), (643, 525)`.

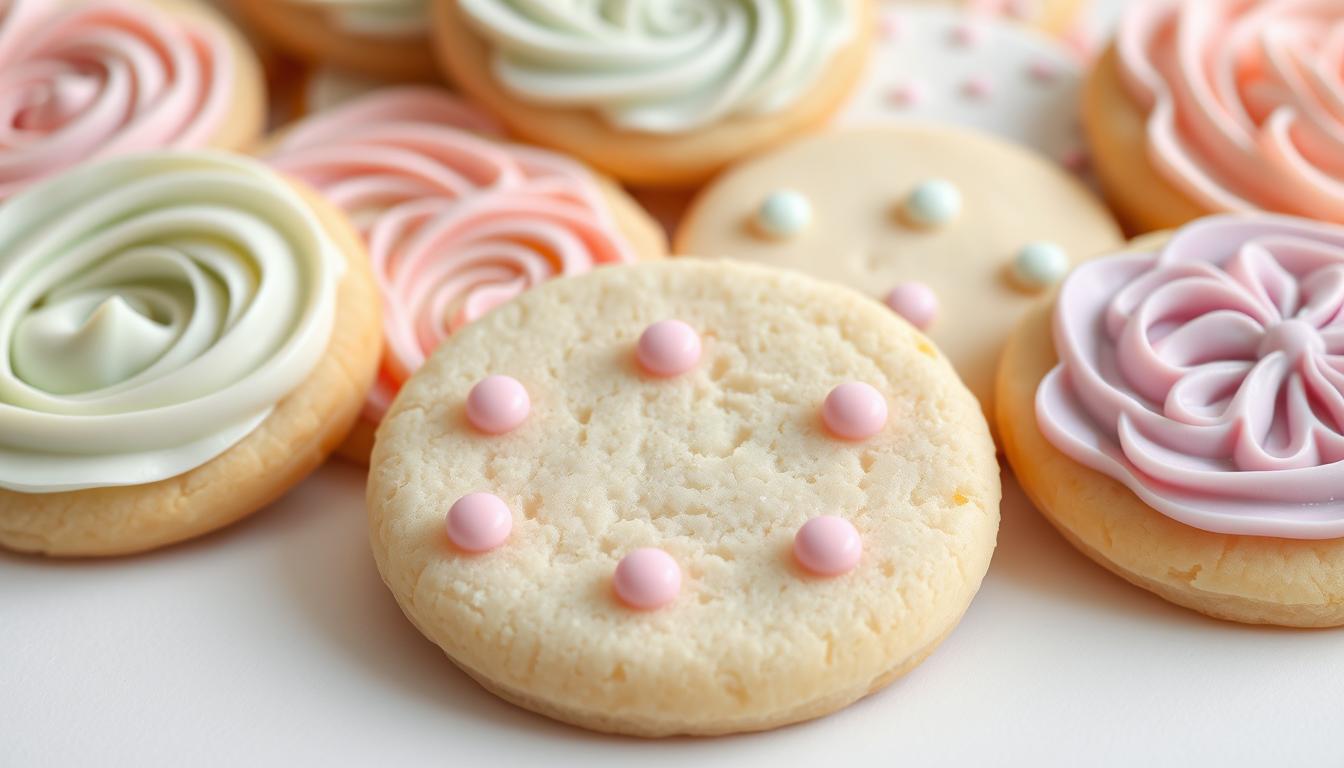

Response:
(457, 0), (855, 133)
(286, 0), (429, 36)
(0, 152), (344, 493)
(1117, 0), (1344, 222)
(267, 88), (636, 421)
(0, 0), (234, 201)
(1037, 215), (1344, 539)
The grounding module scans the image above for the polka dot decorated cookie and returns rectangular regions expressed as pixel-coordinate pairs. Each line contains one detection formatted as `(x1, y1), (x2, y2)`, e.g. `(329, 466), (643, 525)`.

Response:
(841, 4), (1088, 171)
(367, 260), (1000, 736)
(676, 126), (1123, 429)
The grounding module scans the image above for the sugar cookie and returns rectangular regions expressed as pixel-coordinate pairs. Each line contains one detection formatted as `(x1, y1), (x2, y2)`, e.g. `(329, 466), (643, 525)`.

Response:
(265, 88), (666, 462)
(367, 260), (1000, 736)
(429, 0), (875, 187)
(230, 0), (437, 81)
(999, 215), (1344, 627)
(0, 0), (265, 201)
(842, 4), (1087, 170)
(0, 152), (381, 557)
(1083, 0), (1344, 235)
(676, 126), (1122, 429)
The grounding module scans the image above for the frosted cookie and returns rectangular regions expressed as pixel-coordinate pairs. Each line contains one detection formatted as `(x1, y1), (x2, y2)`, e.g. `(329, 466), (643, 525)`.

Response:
(231, 0), (436, 81)
(0, 0), (265, 201)
(1084, 0), (1344, 235)
(367, 260), (1000, 736)
(999, 215), (1344, 627)
(429, 0), (874, 187)
(0, 152), (381, 557)
(676, 126), (1122, 428)
(265, 88), (666, 462)
(938, 0), (1083, 34)
(841, 4), (1088, 171)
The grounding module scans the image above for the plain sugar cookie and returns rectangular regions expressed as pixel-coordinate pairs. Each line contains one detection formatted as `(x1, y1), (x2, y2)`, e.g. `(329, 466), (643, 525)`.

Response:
(998, 215), (1344, 627)
(367, 260), (1000, 736)
(676, 126), (1122, 431)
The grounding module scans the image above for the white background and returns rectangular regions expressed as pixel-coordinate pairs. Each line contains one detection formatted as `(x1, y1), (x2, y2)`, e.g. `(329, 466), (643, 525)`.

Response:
(5, 466), (1341, 766)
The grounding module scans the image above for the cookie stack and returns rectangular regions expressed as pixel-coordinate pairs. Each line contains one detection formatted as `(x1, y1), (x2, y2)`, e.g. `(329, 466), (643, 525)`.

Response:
(1, 0), (1340, 740)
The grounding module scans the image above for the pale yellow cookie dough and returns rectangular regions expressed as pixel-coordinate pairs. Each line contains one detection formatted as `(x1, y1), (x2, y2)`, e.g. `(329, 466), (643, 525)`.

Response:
(998, 302), (1344, 628)
(676, 126), (1123, 433)
(0, 185), (382, 557)
(368, 260), (1000, 736)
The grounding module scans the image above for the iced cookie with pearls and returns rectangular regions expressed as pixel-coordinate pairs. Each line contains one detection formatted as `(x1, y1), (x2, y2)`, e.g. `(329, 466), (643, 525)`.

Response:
(366, 260), (999, 736)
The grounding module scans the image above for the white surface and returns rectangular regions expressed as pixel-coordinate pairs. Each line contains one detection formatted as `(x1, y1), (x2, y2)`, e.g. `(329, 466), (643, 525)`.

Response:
(4, 465), (1340, 767)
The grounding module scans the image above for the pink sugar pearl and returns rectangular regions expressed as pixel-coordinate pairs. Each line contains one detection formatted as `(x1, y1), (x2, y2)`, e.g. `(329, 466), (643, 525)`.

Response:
(637, 319), (701, 377)
(446, 492), (512, 553)
(466, 375), (530, 434)
(613, 548), (681, 610)
(885, 282), (939, 330)
(823, 382), (888, 440)
(794, 516), (863, 577)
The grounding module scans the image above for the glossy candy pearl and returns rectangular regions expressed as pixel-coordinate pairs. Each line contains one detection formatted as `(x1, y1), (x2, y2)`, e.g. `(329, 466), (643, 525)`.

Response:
(466, 375), (530, 434)
(755, 189), (811, 239)
(822, 382), (888, 440)
(794, 516), (862, 577)
(446, 492), (512, 553)
(885, 282), (939, 330)
(903, 179), (962, 228)
(1013, 241), (1069, 290)
(613, 548), (681, 610)
(637, 319), (701, 377)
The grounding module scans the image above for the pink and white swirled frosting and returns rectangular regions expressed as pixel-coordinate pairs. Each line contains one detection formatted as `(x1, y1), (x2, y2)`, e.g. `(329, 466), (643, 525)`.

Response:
(1037, 215), (1344, 539)
(0, 0), (235, 200)
(1117, 0), (1344, 222)
(268, 88), (637, 420)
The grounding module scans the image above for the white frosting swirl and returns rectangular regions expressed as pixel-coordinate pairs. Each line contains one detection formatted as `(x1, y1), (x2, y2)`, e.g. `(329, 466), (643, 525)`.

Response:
(286, 0), (429, 36)
(0, 152), (344, 493)
(458, 0), (855, 132)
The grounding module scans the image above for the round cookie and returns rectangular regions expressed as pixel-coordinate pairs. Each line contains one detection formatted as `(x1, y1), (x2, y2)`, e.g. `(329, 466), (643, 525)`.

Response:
(1083, 0), (1344, 235)
(841, 4), (1088, 172)
(937, 0), (1083, 34)
(0, 152), (381, 557)
(230, 0), (437, 81)
(998, 215), (1344, 627)
(367, 260), (1000, 736)
(429, 0), (875, 187)
(675, 126), (1123, 429)
(0, 0), (266, 201)
(264, 87), (667, 462)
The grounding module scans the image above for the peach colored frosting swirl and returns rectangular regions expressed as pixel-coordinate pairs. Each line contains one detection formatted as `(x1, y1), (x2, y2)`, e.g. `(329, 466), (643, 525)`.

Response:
(1117, 0), (1344, 222)
(0, 0), (234, 201)
(1037, 215), (1344, 539)
(268, 88), (637, 420)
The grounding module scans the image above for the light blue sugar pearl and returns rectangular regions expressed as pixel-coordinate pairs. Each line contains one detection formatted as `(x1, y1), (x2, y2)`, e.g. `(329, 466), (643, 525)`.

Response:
(1013, 241), (1069, 289)
(755, 189), (812, 238)
(904, 179), (962, 227)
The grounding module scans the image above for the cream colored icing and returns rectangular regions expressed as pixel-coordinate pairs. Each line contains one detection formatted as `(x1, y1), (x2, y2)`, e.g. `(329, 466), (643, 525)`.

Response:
(457, 0), (855, 133)
(0, 152), (344, 493)
(286, 0), (428, 36)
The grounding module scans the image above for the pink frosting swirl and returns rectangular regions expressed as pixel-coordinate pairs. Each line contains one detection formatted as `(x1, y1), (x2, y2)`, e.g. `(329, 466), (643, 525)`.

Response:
(1037, 215), (1344, 539)
(0, 0), (235, 200)
(1117, 0), (1344, 222)
(268, 88), (637, 420)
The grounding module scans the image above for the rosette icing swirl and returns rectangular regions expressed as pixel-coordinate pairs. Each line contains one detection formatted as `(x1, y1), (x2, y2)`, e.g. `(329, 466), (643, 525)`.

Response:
(0, 0), (234, 201)
(0, 152), (344, 493)
(1117, 0), (1344, 222)
(1037, 215), (1344, 538)
(268, 88), (636, 419)
(457, 0), (855, 132)
(286, 0), (429, 36)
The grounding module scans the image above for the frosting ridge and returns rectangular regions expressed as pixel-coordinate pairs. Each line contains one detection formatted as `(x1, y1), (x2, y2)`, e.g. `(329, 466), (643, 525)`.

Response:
(0, 151), (345, 493)
(1037, 214), (1344, 538)
(268, 88), (636, 420)
(1117, 0), (1344, 221)
(458, 0), (855, 133)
